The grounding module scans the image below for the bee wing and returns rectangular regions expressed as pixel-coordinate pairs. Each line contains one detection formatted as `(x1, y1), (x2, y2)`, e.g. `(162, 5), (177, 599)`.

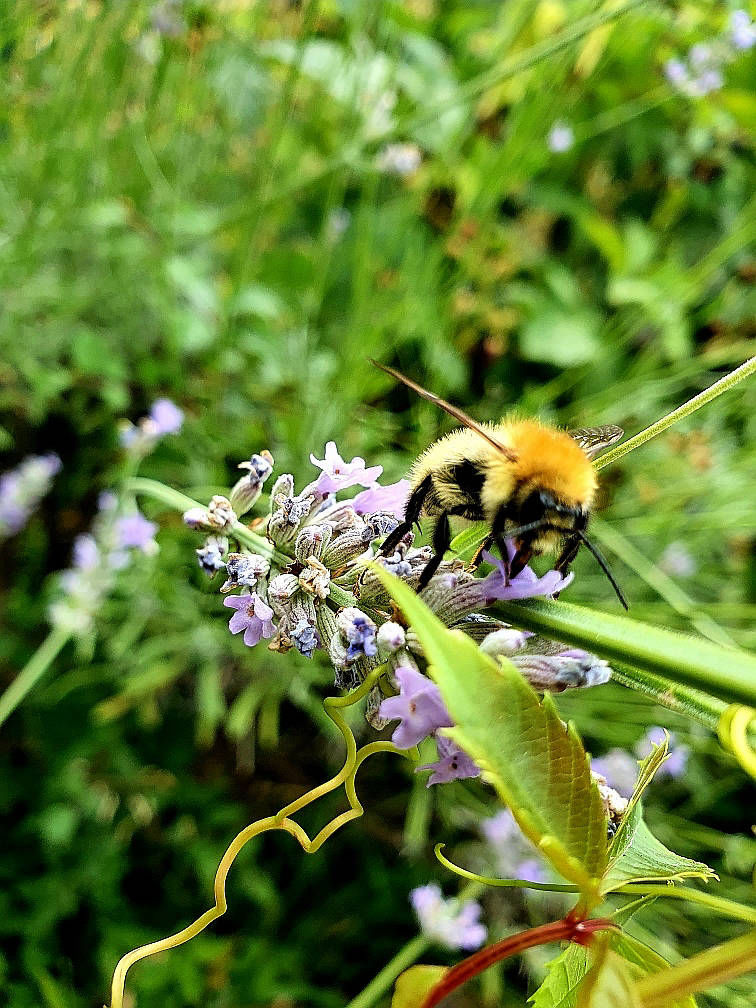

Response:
(370, 359), (517, 462)
(569, 425), (624, 460)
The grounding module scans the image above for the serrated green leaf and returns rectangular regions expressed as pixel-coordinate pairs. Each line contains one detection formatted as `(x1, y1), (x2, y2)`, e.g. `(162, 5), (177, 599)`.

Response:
(529, 945), (591, 1008)
(612, 934), (696, 1008)
(528, 932), (697, 1008)
(391, 965), (448, 1008)
(606, 737), (668, 865)
(576, 943), (641, 1008)
(373, 567), (607, 901)
(602, 803), (715, 891)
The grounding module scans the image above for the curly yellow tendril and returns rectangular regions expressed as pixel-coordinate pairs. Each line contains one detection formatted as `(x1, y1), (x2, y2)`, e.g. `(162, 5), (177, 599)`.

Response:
(434, 843), (579, 893)
(717, 704), (756, 780)
(107, 667), (417, 1008)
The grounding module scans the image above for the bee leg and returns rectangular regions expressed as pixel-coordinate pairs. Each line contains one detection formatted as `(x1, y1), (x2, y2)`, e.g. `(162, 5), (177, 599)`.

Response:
(416, 512), (451, 593)
(555, 535), (580, 575)
(378, 475), (432, 557)
(469, 534), (494, 569)
(509, 541), (534, 579)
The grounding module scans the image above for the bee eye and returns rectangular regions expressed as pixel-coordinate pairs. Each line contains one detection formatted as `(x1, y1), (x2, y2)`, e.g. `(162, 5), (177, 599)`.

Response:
(538, 491), (557, 510)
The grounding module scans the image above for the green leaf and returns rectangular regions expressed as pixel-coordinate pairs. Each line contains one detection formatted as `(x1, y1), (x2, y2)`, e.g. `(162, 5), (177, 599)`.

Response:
(529, 933), (697, 1008)
(529, 945), (590, 1008)
(373, 567), (608, 901)
(493, 597), (756, 707)
(612, 934), (696, 1008)
(606, 736), (669, 866)
(602, 804), (715, 892)
(449, 524), (490, 564)
(602, 732), (714, 891)
(576, 943), (641, 1008)
(391, 965), (448, 1008)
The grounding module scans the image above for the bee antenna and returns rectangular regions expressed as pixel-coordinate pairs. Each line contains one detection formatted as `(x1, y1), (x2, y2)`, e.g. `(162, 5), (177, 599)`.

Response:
(576, 531), (629, 610)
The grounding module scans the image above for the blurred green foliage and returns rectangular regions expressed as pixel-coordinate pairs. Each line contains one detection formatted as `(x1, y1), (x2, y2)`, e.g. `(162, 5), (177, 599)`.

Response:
(1, 1), (754, 1006)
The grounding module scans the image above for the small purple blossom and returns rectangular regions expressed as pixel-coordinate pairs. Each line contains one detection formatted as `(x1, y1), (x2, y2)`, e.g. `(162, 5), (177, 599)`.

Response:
(114, 511), (158, 552)
(410, 884), (486, 950)
(547, 121), (574, 153)
(479, 548), (573, 602)
(223, 593), (276, 647)
(731, 10), (756, 50)
(352, 479), (411, 519)
(482, 809), (518, 848)
(636, 726), (689, 779)
(149, 398), (184, 435)
(344, 613), (378, 661)
(482, 809), (548, 882)
(291, 618), (320, 659)
(196, 536), (228, 576)
(664, 58), (689, 87)
(309, 441), (383, 494)
(516, 858), (548, 885)
(417, 733), (481, 787)
(221, 552), (270, 593)
(379, 666), (453, 748)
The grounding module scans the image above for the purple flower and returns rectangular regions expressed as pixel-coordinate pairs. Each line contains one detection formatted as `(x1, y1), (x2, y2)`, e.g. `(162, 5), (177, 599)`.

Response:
(479, 548), (573, 602)
(196, 536), (228, 576)
(149, 398), (184, 435)
(309, 441), (383, 494)
(731, 10), (756, 50)
(547, 121), (574, 153)
(379, 667), (453, 748)
(635, 726), (689, 779)
(482, 809), (548, 882)
(73, 534), (100, 571)
(590, 749), (638, 798)
(417, 733), (481, 787)
(291, 618), (320, 659)
(352, 479), (411, 519)
(340, 610), (378, 661)
(223, 593), (276, 647)
(115, 511), (158, 552)
(410, 884), (486, 950)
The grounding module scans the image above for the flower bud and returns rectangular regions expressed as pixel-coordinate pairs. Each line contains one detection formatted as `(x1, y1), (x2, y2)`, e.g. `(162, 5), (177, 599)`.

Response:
(221, 552), (270, 593)
(377, 621), (406, 654)
(207, 495), (237, 531)
(230, 450), (274, 516)
(510, 651), (611, 692)
(298, 557), (331, 599)
(196, 535), (229, 576)
(267, 572), (301, 616)
(480, 627), (532, 658)
(295, 523), (333, 563)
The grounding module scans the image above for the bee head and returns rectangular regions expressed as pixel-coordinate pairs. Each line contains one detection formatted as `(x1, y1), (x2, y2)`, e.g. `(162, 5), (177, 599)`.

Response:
(516, 489), (587, 536)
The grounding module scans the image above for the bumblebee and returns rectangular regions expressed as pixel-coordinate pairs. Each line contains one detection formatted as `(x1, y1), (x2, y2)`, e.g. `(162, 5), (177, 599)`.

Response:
(372, 361), (627, 608)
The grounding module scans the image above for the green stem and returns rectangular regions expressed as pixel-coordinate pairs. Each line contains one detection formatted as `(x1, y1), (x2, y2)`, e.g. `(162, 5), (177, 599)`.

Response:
(619, 885), (756, 927)
(345, 935), (431, 1008)
(594, 357), (756, 471)
(634, 929), (756, 1007)
(494, 597), (756, 706)
(610, 663), (726, 731)
(0, 626), (72, 729)
(127, 477), (361, 606)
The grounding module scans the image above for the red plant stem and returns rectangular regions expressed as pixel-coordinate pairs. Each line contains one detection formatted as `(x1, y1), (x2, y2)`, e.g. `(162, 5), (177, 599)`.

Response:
(421, 914), (618, 1008)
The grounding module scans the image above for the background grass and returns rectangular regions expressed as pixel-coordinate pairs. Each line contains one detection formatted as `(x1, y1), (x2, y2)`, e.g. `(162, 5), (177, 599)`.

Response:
(1, 1), (754, 1005)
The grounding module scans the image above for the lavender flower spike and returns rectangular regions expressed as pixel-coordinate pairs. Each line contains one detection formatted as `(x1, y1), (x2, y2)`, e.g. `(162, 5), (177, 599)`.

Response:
(379, 666), (453, 748)
(417, 733), (481, 787)
(480, 548), (573, 602)
(309, 441), (383, 494)
(410, 884), (486, 951)
(223, 593), (276, 647)
(0, 453), (61, 539)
